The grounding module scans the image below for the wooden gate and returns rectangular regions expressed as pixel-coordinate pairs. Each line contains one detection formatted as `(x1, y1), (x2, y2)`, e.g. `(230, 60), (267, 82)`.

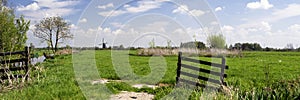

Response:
(176, 52), (228, 89)
(0, 47), (31, 80)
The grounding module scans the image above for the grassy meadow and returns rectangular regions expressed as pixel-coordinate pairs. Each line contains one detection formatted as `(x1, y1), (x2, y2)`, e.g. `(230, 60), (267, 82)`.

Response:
(1, 50), (300, 99)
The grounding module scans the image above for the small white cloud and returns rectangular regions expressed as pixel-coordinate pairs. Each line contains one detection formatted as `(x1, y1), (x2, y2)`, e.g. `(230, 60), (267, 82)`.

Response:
(123, 4), (130, 8)
(98, 1), (165, 17)
(222, 25), (235, 32)
(172, 5), (205, 16)
(98, 10), (126, 17)
(110, 22), (123, 28)
(125, 1), (161, 13)
(190, 9), (205, 16)
(98, 3), (114, 9)
(215, 7), (223, 12)
(288, 24), (300, 32)
(70, 24), (78, 30)
(79, 18), (87, 23)
(172, 5), (188, 14)
(103, 27), (112, 33)
(210, 21), (219, 25)
(261, 21), (271, 31)
(17, 2), (40, 11)
(112, 29), (125, 35)
(247, 0), (273, 10)
(241, 21), (271, 32)
(173, 28), (185, 34)
(33, 0), (80, 9)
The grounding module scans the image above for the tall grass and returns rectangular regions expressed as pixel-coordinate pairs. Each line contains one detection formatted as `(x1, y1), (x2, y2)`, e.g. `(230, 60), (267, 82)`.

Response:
(137, 48), (242, 57)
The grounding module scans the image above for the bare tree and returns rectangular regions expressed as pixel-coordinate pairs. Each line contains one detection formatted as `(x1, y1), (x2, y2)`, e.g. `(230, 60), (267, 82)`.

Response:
(286, 43), (294, 50)
(0, 0), (7, 6)
(33, 16), (73, 53)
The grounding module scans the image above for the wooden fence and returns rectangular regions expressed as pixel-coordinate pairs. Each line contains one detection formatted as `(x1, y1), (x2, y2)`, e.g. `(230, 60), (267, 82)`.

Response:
(0, 47), (31, 80)
(176, 52), (228, 89)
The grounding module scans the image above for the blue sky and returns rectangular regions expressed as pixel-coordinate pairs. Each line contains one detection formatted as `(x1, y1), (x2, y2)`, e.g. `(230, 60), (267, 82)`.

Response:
(9, 0), (300, 48)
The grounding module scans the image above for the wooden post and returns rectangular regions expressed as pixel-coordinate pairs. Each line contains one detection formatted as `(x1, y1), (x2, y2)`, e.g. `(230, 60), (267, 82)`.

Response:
(24, 46), (31, 80)
(176, 52), (182, 85)
(220, 57), (225, 85)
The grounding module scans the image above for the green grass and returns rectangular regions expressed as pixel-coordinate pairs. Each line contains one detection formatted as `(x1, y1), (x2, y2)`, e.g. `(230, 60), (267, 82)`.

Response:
(0, 55), (85, 99)
(227, 52), (300, 89)
(1, 50), (300, 99)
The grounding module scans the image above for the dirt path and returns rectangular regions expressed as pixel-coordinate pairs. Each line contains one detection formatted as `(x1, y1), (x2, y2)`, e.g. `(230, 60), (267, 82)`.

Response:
(92, 79), (170, 100)
(110, 91), (154, 100)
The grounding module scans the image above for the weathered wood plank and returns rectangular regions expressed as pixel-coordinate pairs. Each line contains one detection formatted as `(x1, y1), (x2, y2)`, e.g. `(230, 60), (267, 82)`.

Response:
(0, 51), (25, 56)
(0, 67), (28, 72)
(181, 64), (227, 78)
(220, 57), (226, 85)
(0, 58), (27, 64)
(176, 52), (182, 84)
(180, 71), (221, 85)
(1, 74), (25, 80)
(181, 57), (229, 69)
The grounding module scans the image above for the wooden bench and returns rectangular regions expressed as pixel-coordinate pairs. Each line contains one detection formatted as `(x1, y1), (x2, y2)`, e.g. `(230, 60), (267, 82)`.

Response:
(176, 52), (228, 89)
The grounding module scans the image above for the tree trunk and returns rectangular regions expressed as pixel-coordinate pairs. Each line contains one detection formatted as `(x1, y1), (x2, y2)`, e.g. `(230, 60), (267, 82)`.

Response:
(49, 30), (55, 54)
(54, 27), (60, 53)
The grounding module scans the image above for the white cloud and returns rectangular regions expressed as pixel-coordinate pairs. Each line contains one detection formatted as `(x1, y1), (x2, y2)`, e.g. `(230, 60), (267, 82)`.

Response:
(261, 21), (271, 31)
(222, 25), (235, 33)
(246, 0), (273, 10)
(79, 18), (87, 23)
(98, 1), (166, 17)
(288, 24), (300, 32)
(190, 9), (205, 16)
(215, 7), (222, 12)
(98, 10), (126, 17)
(33, 0), (79, 8)
(97, 3), (114, 9)
(125, 1), (161, 13)
(210, 21), (219, 25)
(239, 21), (272, 32)
(17, 2), (40, 11)
(127, 21), (169, 33)
(16, 0), (80, 21)
(172, 5), (205, 17)
(25, 8), (77, 20)
(123, 4), (130, 8)
(103, 27), (112, 33)
(73, 26), (138, 47)
(70, 24), (78, 30)
(172, 5), (188, 14)
(110, 22), (123, 28)
(269, 4), (300, 22)
(173, 28), (185, 34)
(112, 29), (125, 35)
(221, 21), (280, 47)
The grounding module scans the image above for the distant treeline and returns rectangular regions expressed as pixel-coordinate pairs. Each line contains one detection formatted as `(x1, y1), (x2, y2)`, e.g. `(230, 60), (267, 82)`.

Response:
(228, 43), (300, 52)
(179, 41), (300, 52)
(33, 41), (300, 52)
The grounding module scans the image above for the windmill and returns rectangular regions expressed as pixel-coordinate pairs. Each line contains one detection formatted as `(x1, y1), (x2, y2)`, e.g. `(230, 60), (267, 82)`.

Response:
(99, 38), (108, 49)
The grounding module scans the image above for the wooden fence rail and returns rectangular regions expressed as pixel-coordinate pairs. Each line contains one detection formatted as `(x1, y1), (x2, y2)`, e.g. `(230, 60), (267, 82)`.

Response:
(0, 47), (31, 80)
(176, 52), (228, 89)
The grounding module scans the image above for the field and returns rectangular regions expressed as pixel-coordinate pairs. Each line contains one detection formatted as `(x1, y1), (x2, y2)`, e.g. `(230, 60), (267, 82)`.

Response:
(1, 50), (300, 99)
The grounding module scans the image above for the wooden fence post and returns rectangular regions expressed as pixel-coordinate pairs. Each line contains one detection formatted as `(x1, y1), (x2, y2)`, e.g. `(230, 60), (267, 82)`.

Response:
(24, 46), (31, 80)
(220, 57), (225, 85)
(176, 52), (182, 85)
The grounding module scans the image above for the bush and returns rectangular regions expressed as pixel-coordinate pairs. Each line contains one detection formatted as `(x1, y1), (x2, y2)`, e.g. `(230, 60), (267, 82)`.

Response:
(207, 34), (226, 49)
